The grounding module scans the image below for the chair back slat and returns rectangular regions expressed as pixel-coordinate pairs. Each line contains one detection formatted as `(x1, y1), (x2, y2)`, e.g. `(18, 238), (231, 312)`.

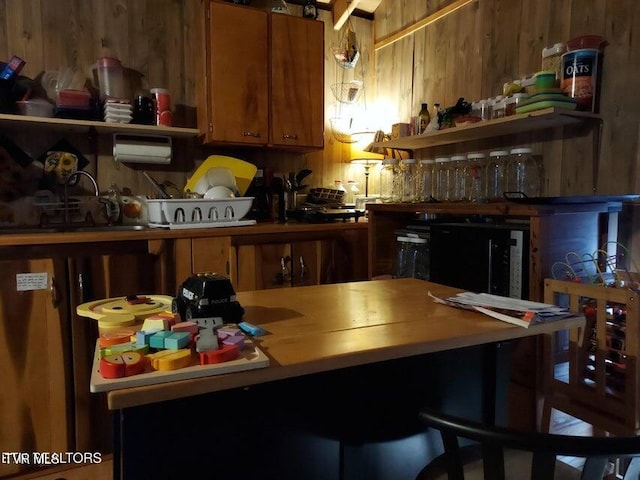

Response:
(481, 442), (505, 480)
(531, 451), (557, 480)
(441, 431), (465, 480)
(580, 457), (609, 480)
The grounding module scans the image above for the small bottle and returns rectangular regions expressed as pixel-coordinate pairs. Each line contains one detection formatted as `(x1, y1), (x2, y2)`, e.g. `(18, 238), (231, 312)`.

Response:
(345, 180), (359, 206)
(417, 103), (430, 135)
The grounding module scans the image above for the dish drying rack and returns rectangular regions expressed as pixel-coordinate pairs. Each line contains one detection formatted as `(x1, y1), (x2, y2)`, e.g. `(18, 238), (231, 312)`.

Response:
(147, 198), (256, 230)
(35, 197), (97, 227)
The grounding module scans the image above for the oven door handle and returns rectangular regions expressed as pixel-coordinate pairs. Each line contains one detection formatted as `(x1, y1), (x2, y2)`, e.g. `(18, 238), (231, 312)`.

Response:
(487, 239), (494, 292)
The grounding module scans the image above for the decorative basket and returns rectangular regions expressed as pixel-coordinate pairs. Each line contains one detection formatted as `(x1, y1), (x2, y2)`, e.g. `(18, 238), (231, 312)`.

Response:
(331, 46), (360, 69)
(329, 116), (358, 143)
(330, 81), (364, 104)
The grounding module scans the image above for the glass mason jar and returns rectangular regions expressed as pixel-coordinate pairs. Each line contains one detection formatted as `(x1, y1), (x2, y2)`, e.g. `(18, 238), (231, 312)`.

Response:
(466, 152), (486, 202)
(485, 150), (509, 200)
(450, 154), (467, 201)
(418, 159), (435, 202)
(399, 158), (418, 202)
(434, 156), (451, 201)
(379, 158), (400, 203)
(507, 147), (541, 197)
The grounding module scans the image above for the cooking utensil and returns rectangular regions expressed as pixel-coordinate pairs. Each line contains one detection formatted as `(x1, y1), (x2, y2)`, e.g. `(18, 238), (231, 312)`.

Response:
(142, 171), (170, 199)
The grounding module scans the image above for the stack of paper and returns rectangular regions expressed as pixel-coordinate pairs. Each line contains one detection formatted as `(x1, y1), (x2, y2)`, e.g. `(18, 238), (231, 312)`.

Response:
(428, 291), (573, 328)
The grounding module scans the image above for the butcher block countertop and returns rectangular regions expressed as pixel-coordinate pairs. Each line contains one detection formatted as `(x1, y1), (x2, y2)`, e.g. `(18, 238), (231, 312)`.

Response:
(0, 220), (367, 248)
(105, 278), (585, 410)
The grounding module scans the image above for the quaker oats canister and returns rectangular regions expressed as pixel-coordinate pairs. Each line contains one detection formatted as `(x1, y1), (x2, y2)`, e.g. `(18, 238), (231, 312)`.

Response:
(560, 36), (604, 112)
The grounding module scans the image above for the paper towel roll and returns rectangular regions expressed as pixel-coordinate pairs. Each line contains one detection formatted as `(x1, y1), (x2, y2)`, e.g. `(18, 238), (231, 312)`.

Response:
(113, 133), (172, 164)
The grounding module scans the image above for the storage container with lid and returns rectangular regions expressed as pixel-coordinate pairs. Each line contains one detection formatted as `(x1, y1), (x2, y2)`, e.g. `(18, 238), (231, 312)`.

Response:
(485, 150), (509, 199)
(491, 96), (506, 119)
(466, 152), (486, 202)
(395, 234), (430, 280)
(450, 154), (468, 201)
(505, 93), (527, 116)
(418, 159), (435, 202)
(379, 158), (400, 203)
(434, 157), (451, 201)
(507, 147), (542, 197)
(542, 43), (566, 86)
(96, 57), (125, 101)
(399, 158), (419, 202)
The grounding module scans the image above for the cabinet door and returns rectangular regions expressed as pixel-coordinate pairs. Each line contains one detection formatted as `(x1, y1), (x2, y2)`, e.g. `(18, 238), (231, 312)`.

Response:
(191, 237), (233, 278)
(270, 14), (324, 148)
(0, 259), (71, 477)
(203, 2), (269, 145)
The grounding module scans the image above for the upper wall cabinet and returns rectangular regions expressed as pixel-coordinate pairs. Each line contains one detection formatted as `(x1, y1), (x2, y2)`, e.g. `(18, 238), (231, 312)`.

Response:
(270, 13), (324, 149)
(197, 2), (324, 150)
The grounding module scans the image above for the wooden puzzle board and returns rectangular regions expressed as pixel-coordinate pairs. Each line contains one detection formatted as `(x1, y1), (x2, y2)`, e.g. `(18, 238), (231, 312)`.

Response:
(90, 341), (270, 393)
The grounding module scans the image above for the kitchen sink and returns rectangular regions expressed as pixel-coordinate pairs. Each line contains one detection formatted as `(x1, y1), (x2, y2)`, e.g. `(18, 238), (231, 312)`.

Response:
(0, 225), (149, 234)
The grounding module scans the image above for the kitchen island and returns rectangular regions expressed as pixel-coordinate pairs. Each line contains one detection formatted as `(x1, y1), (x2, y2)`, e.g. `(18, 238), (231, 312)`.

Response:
(106, 278), (585, 480)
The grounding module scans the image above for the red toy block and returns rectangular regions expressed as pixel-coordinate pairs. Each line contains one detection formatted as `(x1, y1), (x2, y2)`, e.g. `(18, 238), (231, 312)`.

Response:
(199, 344), (240, 365)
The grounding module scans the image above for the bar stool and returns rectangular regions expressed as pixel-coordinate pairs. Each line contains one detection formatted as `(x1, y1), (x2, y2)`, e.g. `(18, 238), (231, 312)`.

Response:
(415, 406), (640, 479)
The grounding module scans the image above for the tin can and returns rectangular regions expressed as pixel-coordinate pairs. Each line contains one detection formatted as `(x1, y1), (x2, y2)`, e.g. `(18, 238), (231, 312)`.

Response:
(150, 87), (172, 126)
(561, 48), (601, 112)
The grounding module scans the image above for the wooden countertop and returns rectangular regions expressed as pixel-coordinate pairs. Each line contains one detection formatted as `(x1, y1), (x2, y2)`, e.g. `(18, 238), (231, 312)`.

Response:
(366, 201), (624, 217)
(0, 220), (367, 248)
(105, 278), (585, 410)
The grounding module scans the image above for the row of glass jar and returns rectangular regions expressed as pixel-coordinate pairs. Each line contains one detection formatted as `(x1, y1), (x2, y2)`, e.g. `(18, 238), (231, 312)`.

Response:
(379, 148), (543, 203)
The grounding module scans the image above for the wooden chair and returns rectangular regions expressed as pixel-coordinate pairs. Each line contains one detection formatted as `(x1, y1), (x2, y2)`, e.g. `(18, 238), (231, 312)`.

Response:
(416, 406), (640, 480)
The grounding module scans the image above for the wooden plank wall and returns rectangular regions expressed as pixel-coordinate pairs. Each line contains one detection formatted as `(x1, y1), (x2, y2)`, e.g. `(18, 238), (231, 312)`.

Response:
(1, 1), (636, 197)
(0, 0), (374, 197)
(374, 0), (640, 195)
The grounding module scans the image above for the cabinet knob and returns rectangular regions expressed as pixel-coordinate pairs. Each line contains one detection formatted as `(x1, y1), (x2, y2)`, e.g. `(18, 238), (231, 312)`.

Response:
(282, 133), (298, 140)
(242, 131), (261, 138)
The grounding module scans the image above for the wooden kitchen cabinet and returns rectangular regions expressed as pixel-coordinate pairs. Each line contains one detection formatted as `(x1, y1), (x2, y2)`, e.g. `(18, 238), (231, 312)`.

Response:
(233, 240), (327, 291)
(0, 259), (71, 478)
(196, 1), (324, 149)
(270, 12), (324, 148)
(190, 236), (233, 278)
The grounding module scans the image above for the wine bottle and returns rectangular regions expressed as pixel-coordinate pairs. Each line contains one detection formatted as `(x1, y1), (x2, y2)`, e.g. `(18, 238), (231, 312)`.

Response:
(417, 103), (430, 135)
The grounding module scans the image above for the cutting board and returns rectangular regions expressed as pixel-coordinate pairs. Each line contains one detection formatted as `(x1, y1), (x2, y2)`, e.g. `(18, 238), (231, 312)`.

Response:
(184, 155), (258, 196)
(90, 341), (270, 392)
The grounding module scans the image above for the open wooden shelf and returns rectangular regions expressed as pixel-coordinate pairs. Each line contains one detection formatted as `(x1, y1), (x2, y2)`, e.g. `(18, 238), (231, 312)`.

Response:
(0, 113), (200, 138)
(371, 108), (601, 151)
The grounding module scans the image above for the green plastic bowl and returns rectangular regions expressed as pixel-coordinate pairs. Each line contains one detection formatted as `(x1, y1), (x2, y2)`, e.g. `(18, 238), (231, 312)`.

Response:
(534, 71), (557, 89)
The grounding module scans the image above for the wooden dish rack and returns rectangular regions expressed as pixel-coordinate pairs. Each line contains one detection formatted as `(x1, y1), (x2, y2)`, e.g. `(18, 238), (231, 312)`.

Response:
(542, 278), (639, 434)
